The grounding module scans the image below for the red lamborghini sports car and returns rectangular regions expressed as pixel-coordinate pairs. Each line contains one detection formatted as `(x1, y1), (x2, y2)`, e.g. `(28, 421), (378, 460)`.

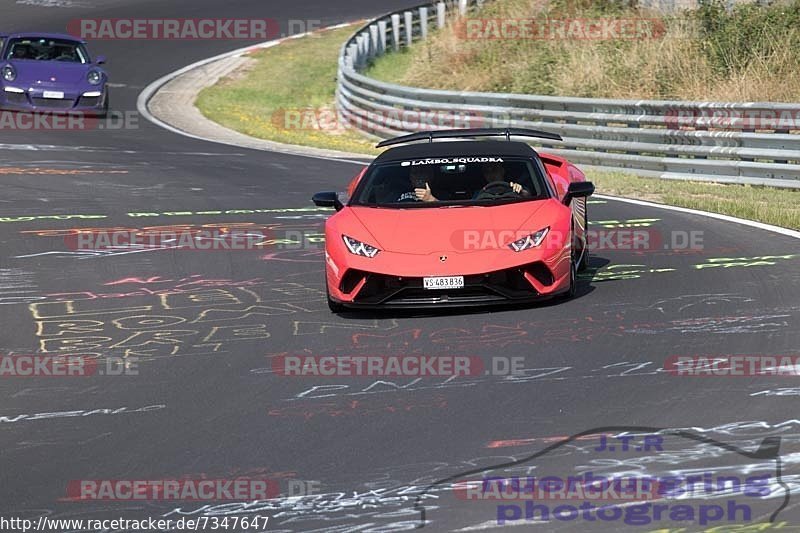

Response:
(312, 128), (594, 311)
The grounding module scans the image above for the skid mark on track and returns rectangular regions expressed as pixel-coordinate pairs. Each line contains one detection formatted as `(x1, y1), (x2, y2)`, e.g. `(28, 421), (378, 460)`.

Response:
(0, 167), (128, 175)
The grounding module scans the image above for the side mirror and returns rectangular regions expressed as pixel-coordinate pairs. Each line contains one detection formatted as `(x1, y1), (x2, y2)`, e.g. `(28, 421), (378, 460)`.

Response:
(313, 191), (343, 211)
(95, 55), (106, 65)
(563, 181), (594, 206)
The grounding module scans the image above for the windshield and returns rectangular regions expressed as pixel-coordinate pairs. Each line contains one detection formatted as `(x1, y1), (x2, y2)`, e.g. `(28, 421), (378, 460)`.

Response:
(351, 157), (550, 208)
(5, 37), (89, 63)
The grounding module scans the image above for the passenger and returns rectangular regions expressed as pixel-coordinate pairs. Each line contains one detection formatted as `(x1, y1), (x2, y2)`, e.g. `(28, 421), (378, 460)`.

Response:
(397, 165), (438, 202)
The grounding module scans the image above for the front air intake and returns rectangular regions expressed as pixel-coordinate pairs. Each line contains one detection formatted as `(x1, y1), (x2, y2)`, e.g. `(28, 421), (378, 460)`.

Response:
(339, 269), (367, 294)
(525, 262), (555, 286)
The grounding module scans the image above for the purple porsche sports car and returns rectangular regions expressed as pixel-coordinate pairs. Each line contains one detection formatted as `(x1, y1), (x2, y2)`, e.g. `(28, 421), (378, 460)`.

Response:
(0, 33), (108, 116)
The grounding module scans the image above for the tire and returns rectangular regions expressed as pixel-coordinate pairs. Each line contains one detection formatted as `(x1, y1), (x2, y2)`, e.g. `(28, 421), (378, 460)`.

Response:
(578, 247), (589, 271)
(565, 255), (577, 299)
(578, 202), (589, 271)
(561, 226), (578, 300)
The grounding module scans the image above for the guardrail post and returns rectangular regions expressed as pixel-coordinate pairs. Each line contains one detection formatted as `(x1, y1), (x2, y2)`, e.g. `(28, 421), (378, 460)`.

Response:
(356, 33), (368, 68)
(458, 0), (468, 16)
(378, 20), (388, 54)
(369, 24), (379, 57)
(419, 7), (428, 40)
(437, 2), (446, 29)
(347, 43), (358, 69)
(391, 13), (401, 51)
(404, 11), (414, 45)
(362, 32), (370, 57)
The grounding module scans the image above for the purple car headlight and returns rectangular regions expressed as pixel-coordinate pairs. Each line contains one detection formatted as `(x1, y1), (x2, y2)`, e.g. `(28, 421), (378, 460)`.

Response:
(87, 69), (102, 85)
(342, 235), (380, 258)
(1, 65), (16, 82)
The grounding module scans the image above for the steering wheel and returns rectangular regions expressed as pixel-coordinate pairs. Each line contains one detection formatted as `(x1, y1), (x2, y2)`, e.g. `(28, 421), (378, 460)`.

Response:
(475, 181), (518, 200)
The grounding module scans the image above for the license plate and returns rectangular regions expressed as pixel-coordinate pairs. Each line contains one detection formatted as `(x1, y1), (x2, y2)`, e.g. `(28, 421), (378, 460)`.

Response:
(423, 276), (464, 290)
(42, 91), (64, 99)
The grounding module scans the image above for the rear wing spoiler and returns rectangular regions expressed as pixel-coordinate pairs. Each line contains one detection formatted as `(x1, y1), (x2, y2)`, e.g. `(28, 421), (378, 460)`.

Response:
(376, 128), (563, 148)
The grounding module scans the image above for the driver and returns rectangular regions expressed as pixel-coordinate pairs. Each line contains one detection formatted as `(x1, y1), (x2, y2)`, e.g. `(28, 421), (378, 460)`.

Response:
(475, 162), (530, 198)
(11, 46), (28, 60)
(397, 165), (438, 202)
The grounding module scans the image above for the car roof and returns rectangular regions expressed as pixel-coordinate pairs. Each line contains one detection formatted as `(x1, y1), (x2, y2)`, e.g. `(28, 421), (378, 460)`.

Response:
(3, 33), (85, 43)
(373, 140), (539, 164)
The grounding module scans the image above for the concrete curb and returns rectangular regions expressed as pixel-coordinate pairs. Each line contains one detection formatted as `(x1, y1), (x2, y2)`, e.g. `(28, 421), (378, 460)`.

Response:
(136, 23), (374, 166)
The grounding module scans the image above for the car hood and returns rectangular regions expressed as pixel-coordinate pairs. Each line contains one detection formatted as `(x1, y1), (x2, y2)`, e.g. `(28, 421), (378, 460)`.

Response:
(348, 201), (552, 254)
(5, 60), (94, 86)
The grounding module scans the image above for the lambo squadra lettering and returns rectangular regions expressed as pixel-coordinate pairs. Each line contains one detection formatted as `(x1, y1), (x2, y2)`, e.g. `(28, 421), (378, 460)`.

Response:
(401, 157), (504, 166)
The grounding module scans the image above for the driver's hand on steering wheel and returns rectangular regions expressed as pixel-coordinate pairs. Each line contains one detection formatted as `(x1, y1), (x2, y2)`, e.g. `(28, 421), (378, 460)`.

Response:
(509, 181), (532, 196)
(414, 183), (437, 202)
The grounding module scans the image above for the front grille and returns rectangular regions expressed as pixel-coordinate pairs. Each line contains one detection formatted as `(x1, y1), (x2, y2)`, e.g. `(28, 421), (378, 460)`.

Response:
(4, 93), (27, 105)
(31, 98), (75, 109)
(386, 287), (505, 305)
(78, 95), (100, 107)
(352, 267), (545, 306)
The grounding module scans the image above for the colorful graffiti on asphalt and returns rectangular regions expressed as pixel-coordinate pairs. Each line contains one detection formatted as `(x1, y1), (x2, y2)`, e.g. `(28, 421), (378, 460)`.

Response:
(27, 275), (325, 361)
(0, 206), (331, 223)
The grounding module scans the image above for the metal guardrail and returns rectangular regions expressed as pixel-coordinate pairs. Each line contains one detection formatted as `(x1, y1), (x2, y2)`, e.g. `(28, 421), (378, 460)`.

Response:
(335, 1), (800, 188)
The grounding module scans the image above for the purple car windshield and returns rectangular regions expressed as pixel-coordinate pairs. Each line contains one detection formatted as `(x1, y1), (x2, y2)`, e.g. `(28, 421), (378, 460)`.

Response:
(5, 38), (89, 63)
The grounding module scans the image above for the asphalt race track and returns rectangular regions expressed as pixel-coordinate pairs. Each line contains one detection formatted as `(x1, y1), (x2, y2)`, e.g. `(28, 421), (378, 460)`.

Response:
(1, 1), (799, 532)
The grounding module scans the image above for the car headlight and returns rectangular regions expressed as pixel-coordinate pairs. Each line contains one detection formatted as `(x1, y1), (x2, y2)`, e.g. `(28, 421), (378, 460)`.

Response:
(87, 70), (102, 85)
(508, 227), (549, 252)
(2, 65), (16, 82)
(342, 235), (380, 258)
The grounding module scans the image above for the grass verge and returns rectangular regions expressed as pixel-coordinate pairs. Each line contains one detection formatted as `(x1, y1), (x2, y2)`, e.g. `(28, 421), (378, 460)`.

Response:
(366, 0), (800, 102)
(196, 25), (380, 155)
(589, 171), (800, 229)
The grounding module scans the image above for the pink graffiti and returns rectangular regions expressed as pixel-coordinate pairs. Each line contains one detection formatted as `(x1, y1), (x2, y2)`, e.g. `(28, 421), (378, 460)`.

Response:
(104, 274), (264, 287)
(44, 275), (268, 301)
